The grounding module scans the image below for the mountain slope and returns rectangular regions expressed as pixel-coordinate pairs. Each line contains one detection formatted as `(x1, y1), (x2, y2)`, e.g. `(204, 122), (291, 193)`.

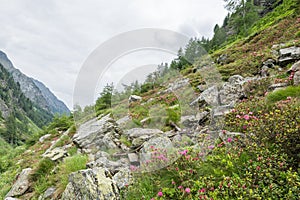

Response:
(0, 63), (51, 144)
(0, 51), (70, 115)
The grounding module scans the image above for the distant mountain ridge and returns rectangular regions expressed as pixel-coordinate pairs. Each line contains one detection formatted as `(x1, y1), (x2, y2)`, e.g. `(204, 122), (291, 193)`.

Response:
(0, 50), (70, 115)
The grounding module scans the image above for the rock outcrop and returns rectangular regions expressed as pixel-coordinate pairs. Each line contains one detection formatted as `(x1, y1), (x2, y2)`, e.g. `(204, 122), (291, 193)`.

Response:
(278, 46), (300, 65)
(61, 168), (119, 200)
(5, 168), (32, 198)
(191, 75), (245, 107)
(73, 115), (122, 154)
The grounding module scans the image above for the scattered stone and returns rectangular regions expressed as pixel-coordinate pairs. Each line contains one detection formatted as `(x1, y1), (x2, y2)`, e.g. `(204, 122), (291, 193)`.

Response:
(263, 58), (276, 68)
(260, 65), (269, 77)
(61, 167), (119, 200)
(39, 134), (51, 143)
(140, 117), (151, 124)
(42, 147), (67, 161)
(113, 168), (131, 189)
(124, 128), (163, 139)
(216, 54), (228, 65)
(128, 153), (139, 166)
(165, 78), (189, 92)
(6, 168), (32, 198)
(38, 187), (56, 200)
(287, 60), (300, 85)
(87, 157), (127, 172)
(269, 82), (289, 90)
(129, 95), (142, 103)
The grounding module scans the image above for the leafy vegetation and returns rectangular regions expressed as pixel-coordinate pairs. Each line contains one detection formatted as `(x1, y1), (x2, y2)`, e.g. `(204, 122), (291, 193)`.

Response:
(123, 96), (300, 199)
(266, 85), (300, 103)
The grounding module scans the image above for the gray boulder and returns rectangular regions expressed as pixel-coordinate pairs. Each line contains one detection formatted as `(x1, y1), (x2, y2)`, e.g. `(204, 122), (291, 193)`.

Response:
(39, 134), (51, 143)
(288, 60), (300, 85)
(42, 147), (68, 161)
(61, 167), (119, 200)
(6, 168), (32, 198)
(73, 115), (122, 154)
(38, 187), (56, 200)
(191, 75), (245, 107)
(112, 168), (131, 189)
(278, 46), (300, 65)
(219, 75), (245, 105)
(87, 157), (128, 172)
(128, 95), (142, 103)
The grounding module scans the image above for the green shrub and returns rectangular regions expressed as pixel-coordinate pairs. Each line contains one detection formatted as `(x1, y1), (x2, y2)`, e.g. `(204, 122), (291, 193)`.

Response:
(58, 154), (88, 190)
(30, 158), (55, 182)
(266, 85), (300, 103)
(53, 135), (70, 148)
(120, 135), (131, 147)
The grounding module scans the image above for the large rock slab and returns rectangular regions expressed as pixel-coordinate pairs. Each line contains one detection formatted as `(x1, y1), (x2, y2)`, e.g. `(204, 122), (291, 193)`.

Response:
(73, 115), (122, 154)
(6, 168), (32, 198)
(61, 167), (119, 200)
(219, 75), (245, 105)
(42, 147), (68, 161)
(278, 46), (300, 65)
(191, 75), (245, 107)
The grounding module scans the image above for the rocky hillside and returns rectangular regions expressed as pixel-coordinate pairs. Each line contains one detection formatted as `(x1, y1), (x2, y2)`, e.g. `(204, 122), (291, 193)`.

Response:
(1, 0), (300, 199)
(0, 51), (70, 115)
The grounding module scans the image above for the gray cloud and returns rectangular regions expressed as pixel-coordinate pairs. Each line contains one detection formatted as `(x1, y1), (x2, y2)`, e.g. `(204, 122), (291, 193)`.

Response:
(0, 0), (227, 109)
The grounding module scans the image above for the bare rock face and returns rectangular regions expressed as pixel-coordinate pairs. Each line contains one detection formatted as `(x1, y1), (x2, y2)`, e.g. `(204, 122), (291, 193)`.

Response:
(6, 168), (32, 198)
(73, 115), (122, 154)
(61, 168), (119, 200)
(278, 46), (300, 66)
(191, 75), (245, 108)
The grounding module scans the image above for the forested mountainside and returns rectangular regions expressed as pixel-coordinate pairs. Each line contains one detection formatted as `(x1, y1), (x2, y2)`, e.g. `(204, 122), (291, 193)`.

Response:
(1, 0), (300, 199)
(0, 63), (52, 145)
(0, 51), (70, 115)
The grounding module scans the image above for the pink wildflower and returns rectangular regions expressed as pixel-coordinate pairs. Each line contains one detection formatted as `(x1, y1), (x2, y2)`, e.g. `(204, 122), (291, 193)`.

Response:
(179, 149), (188, 155)
(157, 191), (163, 197)
(227, 137), (233, 143)
(185, 188), (191, 193)
(243, 115), (250, 120)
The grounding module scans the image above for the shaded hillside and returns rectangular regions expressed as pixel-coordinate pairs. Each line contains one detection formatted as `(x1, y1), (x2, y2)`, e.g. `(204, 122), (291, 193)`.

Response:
(0, 51), (70, 115)
(0, 63), (52, 144)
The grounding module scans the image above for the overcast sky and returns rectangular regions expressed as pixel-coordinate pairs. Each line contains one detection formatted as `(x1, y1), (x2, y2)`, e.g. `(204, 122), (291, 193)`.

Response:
(0, 0), (228, 109)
